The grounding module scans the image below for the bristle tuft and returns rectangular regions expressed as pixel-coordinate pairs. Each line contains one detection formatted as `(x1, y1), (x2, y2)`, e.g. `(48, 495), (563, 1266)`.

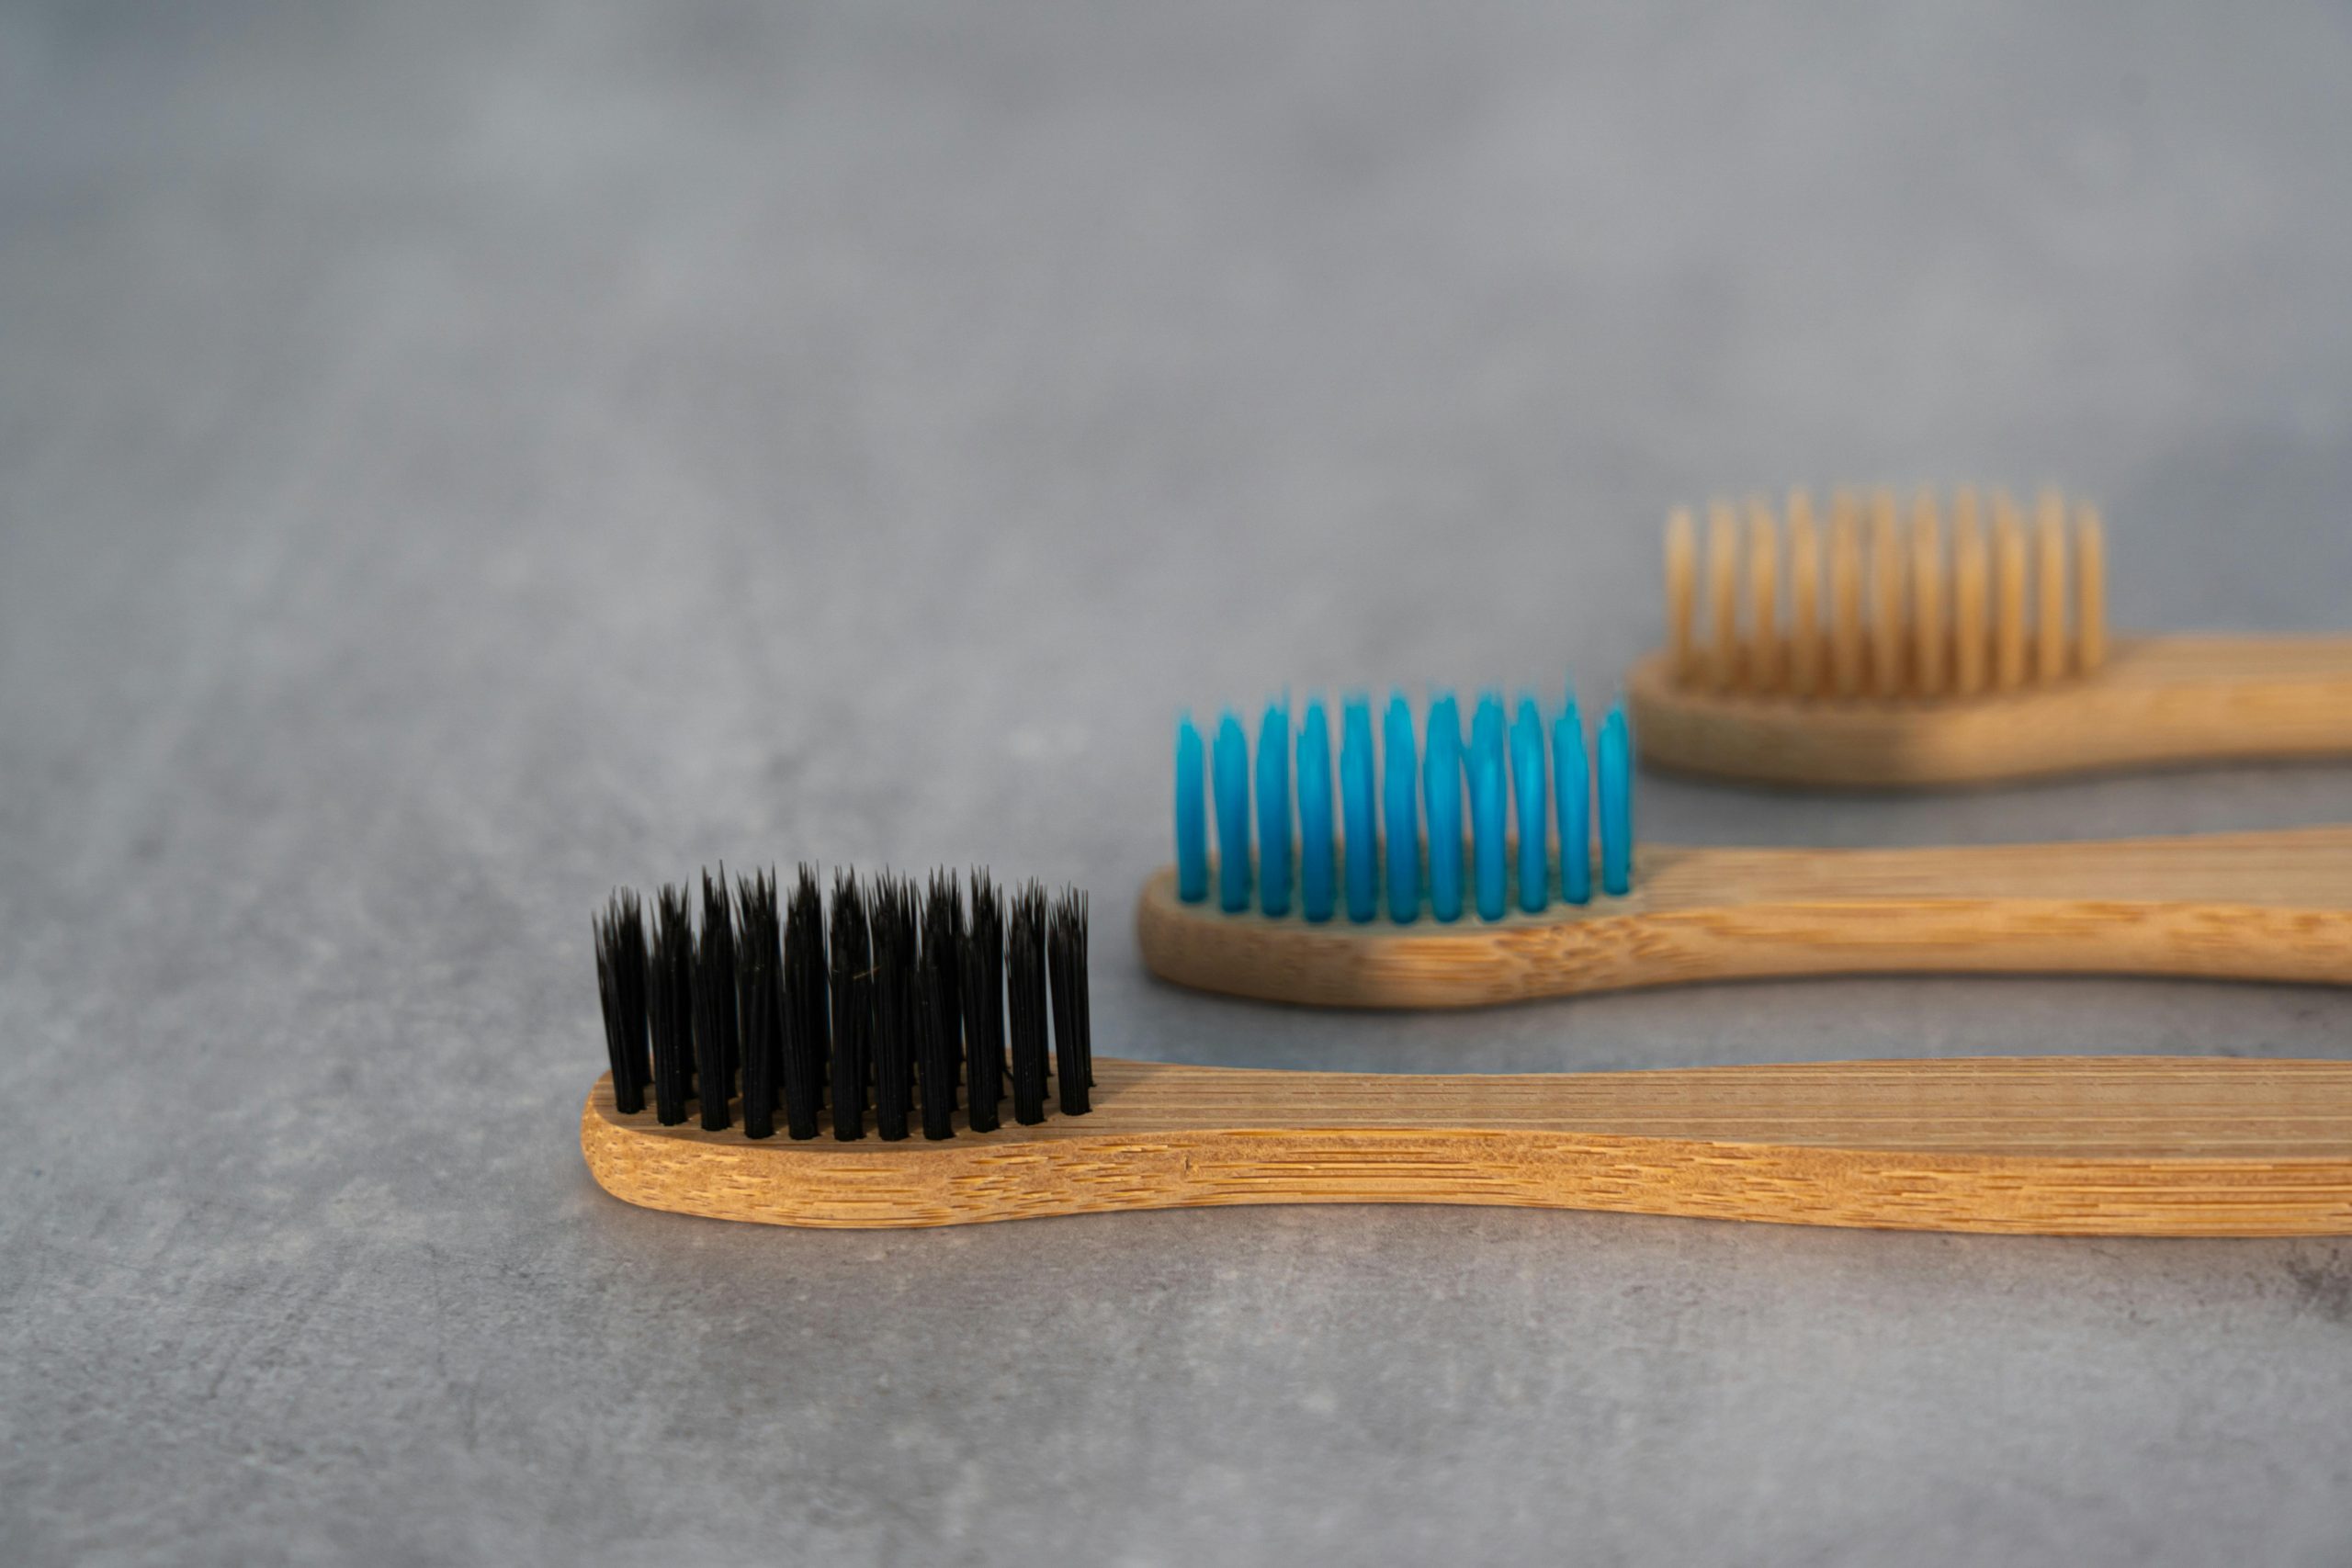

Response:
(1993, 491), (2028, 691)
(1869, 490), (1906, 698)
(1007, 885), (1048, 1125)
(1554, 691), (1590, 905)
(1745, 498), (1780, 693)
(1256, 699), (1292, 918)
(1382, 694), (1419, 922)
(2076, 504), (2107, 674)
(962, 871), (1005, 1133)
(648, 886), (695, 1127)
(693, 870), (740, 1131)
(1910, 491), (1945, 697)
(782, 866), (826, 1139)
(1705, 502), (1739, 693)
(828, 871), (870, 1140)
(869, 874), (915, 1142)
(1952, 490), (1987, 697)
(1214, 711), (1250, 914)
(918, 873), (963, 1139)
(594, 890), (649, 1115)
(1175, 715), (1207, 903)
(1598, 705), (1634, 897)
(1786, 491), (1822, 697)
(735, 869), (780, 1140)
(1469, 693), (1508, 921)
(1297, 700), (1335, 923)
(1048, 887), (1092, 1115)
(1340, 697), (1377, 923)
(2035, 490), (2070, 682)
(1424, 693), (1463, 922)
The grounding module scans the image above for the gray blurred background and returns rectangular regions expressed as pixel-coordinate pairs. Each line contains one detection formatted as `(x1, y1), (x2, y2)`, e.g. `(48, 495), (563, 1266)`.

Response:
(6, 3), (2351, 1564)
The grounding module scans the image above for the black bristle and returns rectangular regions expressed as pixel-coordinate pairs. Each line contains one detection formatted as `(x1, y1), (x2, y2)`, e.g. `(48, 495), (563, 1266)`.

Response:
(694, 869), (739, 1131)
(648, 885), (695, 1126)
(869, 876), (915, 1142)
(960, 872), (1004, 1133)
(924, 873), (965, 1112)
(916, 880), (961, 1139)
(594, 890), (649, 1114)
(914, 945), (956, 1140)
(780, 865), (827, 1140)
(891, 876), (922, 1119)
(734, 871), (781, 1140)
(1007, 883), (1048, 1125)
(1048, 887), (1092, 1115)
(597, 863), (1086, 1139)
(827, 872), (870, 1140)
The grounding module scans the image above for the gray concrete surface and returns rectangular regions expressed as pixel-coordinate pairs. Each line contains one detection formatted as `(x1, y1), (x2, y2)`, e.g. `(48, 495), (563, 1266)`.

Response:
(6, 3), (2352, 1563)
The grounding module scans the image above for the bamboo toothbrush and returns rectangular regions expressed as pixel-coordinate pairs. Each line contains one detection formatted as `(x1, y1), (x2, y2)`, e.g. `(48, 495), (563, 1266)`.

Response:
(583, 866), (2352, 1235)
(1623, 487), (2352, 786)
(1136, 692), (2352, 1009)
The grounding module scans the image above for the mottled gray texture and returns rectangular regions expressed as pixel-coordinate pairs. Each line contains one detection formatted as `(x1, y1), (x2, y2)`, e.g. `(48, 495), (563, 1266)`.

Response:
(5, 2), (2352, 1563)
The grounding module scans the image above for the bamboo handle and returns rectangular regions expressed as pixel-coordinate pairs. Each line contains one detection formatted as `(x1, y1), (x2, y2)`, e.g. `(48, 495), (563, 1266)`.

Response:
(582, 1057), (2352, 1235)
(1134, 827), (2352, 1010)
(1628, 635), (2352, 787)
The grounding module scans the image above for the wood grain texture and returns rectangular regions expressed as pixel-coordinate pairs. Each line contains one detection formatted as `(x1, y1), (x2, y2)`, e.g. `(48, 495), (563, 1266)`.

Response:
(1627, 635), (2352, 786)
(581, 1057), (2352, 1234)
(1132, 827), (2352, 1009)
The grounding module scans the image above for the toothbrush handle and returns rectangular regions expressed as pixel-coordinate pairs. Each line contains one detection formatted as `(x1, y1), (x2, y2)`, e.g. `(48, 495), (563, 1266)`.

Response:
(583, 1056), (2352, 1235)
(1135, 827), (2352, 1009)
(1628, 635), (2352, 787)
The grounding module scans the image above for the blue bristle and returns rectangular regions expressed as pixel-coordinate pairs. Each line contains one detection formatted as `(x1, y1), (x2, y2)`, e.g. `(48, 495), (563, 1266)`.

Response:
(1175, 713), (1207, 903)
(1467, 694), (1505, 919)
(1471, 692), (1505, 772)
(1511, 697), (1547, 913)
(1257, 699), (1292, 917)
(1214, 710), (1251, 913)
(1471, 730), (1508, 921)
(1554, 694), (1591, 904)
(1190, 686), (1629, 924)
(1382, 694), (1419, 922)
(1424, 693), (1464, 922)
(1297, 699), (1335, 922)
(1340, 697), (1377, 922)
(1598, 701), (1634, 897)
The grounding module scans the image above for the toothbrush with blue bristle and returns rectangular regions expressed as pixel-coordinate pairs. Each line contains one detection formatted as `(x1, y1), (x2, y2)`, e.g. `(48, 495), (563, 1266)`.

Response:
(1137, 685), (2352, 1010)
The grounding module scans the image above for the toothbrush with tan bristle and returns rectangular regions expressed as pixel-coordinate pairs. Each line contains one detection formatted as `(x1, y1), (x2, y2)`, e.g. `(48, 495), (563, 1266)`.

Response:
(1624, 486), (2352, 787)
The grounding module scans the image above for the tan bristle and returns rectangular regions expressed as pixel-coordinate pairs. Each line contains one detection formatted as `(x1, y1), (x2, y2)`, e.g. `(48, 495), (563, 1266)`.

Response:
(2077, 504), (2108, 674)
(2036, 490), (2069, 681)
(1786, 490), (1821, 698)
(1910, 490), (1945, 697)
(1869, 490), (1905, 698)
(1746, 498), (1781, 694)
(1993, 491), (2028, 691)
(1706, 501), (1740, 693)
(1663, 484), (2110, 703)
(1829, 491), (1865, 698)
(1951, 489), (1987, 698)
(1666, 508), (1697, 684)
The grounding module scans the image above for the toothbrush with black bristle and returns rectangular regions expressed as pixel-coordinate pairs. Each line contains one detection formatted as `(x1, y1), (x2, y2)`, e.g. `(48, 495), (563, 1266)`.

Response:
(1137, 684), (2352, 1010)
(582, 855), (2352, 1235)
